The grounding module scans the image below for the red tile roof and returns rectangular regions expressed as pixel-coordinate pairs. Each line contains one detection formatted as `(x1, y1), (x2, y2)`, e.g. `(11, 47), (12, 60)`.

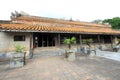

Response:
(0, 15), (120, 34)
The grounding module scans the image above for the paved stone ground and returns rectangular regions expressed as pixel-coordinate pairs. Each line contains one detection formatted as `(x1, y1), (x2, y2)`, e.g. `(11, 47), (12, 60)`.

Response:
(0, 55), (120, 80)
(96, 50), (120, 61)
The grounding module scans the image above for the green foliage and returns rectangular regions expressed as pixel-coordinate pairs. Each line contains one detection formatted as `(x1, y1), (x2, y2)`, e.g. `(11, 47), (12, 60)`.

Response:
(63, 37), (76, 49)
(14, 44), (25, 52)
(63, 38), (71, 45)
(70, 37), (76, 44)
(63, 37), (76, 45)
(82, 39), (93, 47)
(103, 17), (120, 29)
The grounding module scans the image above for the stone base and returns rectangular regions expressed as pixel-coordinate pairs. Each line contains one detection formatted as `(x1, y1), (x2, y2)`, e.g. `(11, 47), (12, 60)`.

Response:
(67, 53), (76, 61)
(118, 49), (120, 52)
(10, 60), (24, 68)
(89, 51), (96, 57)
(10, 53), (25, 68)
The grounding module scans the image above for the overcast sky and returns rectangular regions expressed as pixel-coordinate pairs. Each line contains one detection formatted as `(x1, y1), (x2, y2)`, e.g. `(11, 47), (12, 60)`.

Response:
(0, 0), (120, 22)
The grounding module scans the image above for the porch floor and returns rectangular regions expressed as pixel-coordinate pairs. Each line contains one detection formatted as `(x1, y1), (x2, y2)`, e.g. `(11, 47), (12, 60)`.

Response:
(0, 55), (120, 80)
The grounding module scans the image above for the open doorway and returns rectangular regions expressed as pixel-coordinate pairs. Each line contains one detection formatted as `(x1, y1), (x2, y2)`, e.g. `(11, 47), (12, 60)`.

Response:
(33, 33), (55, 47)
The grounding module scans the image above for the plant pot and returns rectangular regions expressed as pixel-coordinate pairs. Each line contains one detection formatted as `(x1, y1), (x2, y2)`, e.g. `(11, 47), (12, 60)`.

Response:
(87, 49), (96, 57)
(10, 52), (26, 68)
(66, 50), (76, 61)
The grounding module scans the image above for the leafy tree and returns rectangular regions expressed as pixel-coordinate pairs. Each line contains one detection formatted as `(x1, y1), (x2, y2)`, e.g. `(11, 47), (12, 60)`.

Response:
(103, 17), (120, 29)
(63, 37), (76, 49)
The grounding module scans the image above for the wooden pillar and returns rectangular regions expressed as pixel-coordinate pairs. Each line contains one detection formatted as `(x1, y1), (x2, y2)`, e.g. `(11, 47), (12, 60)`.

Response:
(42, 34), (44, 47)
(47, 36), (49, 46)
(30, 33), (33, 49)
(55, 36), (57, 46)
(102, 35), (104, 44)
(29, 32), (33, 59)
(58, 34), (60, 46)
(114, 36), (118, 44)
(79, 34), (82, 45)
(110, 35), (113, 48)
(98, 35), (100, 45)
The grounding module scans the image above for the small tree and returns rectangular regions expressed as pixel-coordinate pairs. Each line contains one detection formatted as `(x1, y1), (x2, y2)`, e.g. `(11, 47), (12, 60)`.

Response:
(14, 44), (25, 52)
(82, 38), (93, 49)
(63, 37), (76, 49)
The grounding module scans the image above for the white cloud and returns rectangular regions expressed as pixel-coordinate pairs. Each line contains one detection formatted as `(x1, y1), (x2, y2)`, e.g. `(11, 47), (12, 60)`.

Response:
(0, 0), (120, 21)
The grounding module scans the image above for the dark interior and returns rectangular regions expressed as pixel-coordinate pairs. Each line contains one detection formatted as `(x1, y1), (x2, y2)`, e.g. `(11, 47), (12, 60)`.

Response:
(33, 33), (55, 47)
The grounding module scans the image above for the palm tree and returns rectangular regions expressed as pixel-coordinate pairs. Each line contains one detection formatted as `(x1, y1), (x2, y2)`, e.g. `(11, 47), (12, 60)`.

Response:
(63, 37), (76, 60)
(82, 38), (93, 49)
(63, 37), (76, 49)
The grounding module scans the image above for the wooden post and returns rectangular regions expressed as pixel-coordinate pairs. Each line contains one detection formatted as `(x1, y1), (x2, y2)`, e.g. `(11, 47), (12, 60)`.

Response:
(58, 34), (60, 46)
(47, 36), (49, 46)
(42, 34), (44, 47)
(114, 36), (118, 44)
(79, 34), (82, 45)
(29, 32), (33, 59)
(98, 35), (100, 45)
(102, 36), (104, 44)
(55, 36), (57, 46)
(110, 35), (113, 48)
(30, 33), (33, 49)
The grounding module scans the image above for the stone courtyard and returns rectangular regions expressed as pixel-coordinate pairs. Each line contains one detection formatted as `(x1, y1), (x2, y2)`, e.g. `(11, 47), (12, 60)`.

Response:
(0, 55), (120, 80)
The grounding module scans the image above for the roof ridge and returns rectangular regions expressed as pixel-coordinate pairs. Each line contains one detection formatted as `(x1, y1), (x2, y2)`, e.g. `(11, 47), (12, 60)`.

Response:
(13, 15), (108, 28)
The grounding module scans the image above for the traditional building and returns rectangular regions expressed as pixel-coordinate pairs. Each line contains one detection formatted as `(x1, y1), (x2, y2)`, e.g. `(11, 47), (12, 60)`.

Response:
(0, 13), (120, 54)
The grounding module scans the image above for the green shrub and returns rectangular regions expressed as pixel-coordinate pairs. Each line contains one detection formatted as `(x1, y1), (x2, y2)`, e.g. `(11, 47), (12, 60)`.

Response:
(14, 44), (25, 52)
(63, 37), (76, 49)
(82, 38), (93, 48)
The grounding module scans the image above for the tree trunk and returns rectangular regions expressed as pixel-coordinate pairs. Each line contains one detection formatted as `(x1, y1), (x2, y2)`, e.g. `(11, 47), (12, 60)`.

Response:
(68, 44), (71, 49)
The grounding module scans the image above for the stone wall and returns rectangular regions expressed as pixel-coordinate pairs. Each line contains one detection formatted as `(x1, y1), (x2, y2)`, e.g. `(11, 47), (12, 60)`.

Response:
(0, 32), (30, 53)
(58, 43), (112, 52)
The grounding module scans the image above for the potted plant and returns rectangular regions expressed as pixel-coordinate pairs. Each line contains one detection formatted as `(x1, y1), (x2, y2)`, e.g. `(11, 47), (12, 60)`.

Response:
(13, 44), (26, 57)
(113, 39), (120, 52)
(15, 44), (25, 52)
(10, 44), (26, 68)
(82, 38), (95, 56)
(63, 36), (76, 61)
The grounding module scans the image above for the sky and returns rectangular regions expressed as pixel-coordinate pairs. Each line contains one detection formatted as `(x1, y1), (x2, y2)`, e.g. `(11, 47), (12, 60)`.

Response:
(0, 0), (120, 22)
